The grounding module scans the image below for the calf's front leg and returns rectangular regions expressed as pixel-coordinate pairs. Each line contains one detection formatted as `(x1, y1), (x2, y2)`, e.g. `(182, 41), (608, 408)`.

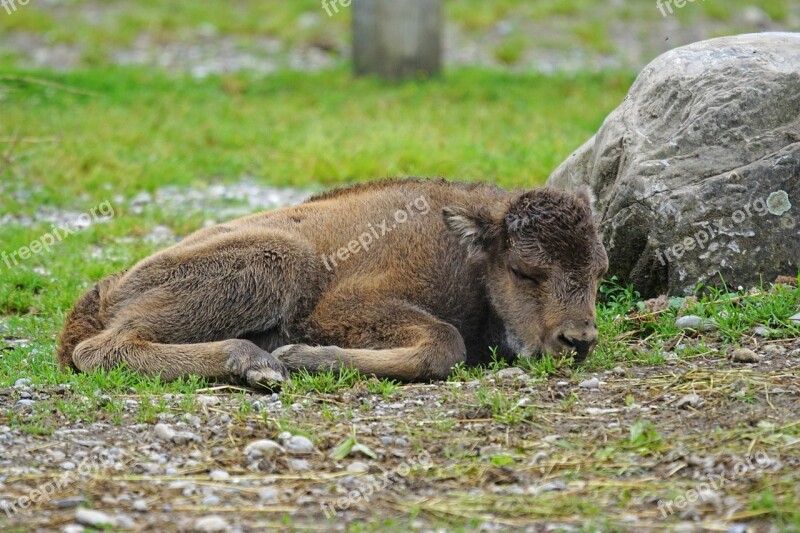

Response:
(275, 293), (466, 381)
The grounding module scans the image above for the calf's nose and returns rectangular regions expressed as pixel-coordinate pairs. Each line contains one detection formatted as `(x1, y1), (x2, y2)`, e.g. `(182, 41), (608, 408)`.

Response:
(557, 321), (598, 360)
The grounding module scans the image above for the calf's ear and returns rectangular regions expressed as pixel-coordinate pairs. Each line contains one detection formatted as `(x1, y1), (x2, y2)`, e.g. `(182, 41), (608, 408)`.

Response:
(442, 206), (501, 256)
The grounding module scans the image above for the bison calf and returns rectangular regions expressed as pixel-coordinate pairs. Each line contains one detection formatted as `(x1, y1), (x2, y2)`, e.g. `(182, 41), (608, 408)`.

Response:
(57, 178), (608, 386)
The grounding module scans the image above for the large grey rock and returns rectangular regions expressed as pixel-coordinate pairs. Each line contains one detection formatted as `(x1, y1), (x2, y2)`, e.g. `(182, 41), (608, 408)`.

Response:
(548, 33), (800, 296)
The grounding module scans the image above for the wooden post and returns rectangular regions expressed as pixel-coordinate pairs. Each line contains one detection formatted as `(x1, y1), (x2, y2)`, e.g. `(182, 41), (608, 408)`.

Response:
(353, 0), (442, 81)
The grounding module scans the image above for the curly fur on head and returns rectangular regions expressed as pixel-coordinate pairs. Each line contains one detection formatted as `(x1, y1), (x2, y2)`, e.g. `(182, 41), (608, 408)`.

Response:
(504, 188), (597, 267)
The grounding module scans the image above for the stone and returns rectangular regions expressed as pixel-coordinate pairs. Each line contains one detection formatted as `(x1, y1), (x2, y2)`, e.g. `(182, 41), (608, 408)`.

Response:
(201, 495), (221, 506)
(284, 435), (314, 454)
(13, 399), (35, 410)
(730, 348), (761, 363)
(675, 315), (715, 331)
(548, 33), (800, 297)
(208, 470), (229, 481)
(753, 326), (771, 337)
(193, 515), (231, 532)
(154, 423), (176, 441)
(132, 499), (149, 512)
(13, 378), (32, 388)
(258, 487), (278, 501)
(761, 344), (785, 356)
(346, 461), (370, 473)
(197, 395), (221, 407)
(56, 497), (87, 509)
(286, 458), (310, 471)
(243, 439), (284, 458)
(75, 508), (115, 528)
(496, 367), (525, 379)
(579, 377), (600, 389)
(114, 514), (136, 529)
(675, 393), (704, 409)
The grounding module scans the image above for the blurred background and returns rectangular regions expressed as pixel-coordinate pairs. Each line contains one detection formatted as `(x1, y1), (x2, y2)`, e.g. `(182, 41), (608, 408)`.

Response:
(1, 0), (798, 249)
(2, 0), (797, 75)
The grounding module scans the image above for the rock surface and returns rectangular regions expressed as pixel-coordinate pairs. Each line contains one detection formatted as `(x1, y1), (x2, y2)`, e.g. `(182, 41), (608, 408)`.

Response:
(547, 33), (800, 297)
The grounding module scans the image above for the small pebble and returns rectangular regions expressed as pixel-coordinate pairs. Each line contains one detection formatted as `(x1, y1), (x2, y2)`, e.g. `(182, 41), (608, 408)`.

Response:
(287, 458), (310, 470)
(496, 367), (525, 379)
(154, 423), (176, 441)
(56, 497), (86, 509)
(789, 312), (800, 324)
(479, 444), (502, 457)
(258, 487), (278, 501)
(675, 315), (715, 331)
(528, 480), (567, 494)
(13, 399), (35, 410)
(201, 495), (221, 506)
(730, 348), (761, 363)
(285, 435), (314, 454)
(132, 499), (149, 512)
(244, 439), (284, 458)
(612, 366), (627, 376)
(197, 395), (221, 407)
(114, 514), (136, 529)
(61, 461), (77, 471)
(208, 470), (229, 481)
(346, 461), (370, 473)
(753, 326), (771, 337)
(193, 515), (231, 532)
(75, 508), (115, 528)
(761, 344), (785, 356)
(13, 378), (32, 388)
(579, 377), (600, 389)
(675, 393), (704, 410)
(62, 525), (85, 533)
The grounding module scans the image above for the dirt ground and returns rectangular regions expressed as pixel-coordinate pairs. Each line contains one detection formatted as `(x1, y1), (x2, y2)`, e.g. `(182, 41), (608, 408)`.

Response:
(1, 335), (798, 532)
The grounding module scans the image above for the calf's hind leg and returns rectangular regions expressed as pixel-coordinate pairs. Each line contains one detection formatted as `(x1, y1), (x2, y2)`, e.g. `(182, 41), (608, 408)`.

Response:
(70, 229), (322, 387)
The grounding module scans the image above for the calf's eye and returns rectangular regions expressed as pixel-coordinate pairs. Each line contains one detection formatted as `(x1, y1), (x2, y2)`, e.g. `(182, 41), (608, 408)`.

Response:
(509, 265), (546, 286)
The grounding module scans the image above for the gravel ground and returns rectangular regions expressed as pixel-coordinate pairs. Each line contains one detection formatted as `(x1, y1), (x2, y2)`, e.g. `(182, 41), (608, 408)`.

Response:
(1, 334), (798, 531)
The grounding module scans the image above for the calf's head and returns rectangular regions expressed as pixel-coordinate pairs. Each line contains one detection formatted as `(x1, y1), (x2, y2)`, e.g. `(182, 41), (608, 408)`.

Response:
(444, 186), (608, 362)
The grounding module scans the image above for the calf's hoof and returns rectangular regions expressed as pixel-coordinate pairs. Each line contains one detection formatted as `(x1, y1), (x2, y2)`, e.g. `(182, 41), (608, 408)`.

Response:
(224, 340), (290, 389)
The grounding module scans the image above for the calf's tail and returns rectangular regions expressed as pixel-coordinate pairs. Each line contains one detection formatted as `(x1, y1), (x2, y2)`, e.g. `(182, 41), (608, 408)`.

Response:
(56, 274), (121, 371)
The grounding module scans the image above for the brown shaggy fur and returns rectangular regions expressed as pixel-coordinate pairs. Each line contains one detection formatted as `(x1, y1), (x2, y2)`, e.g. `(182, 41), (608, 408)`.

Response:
(57, 178), (607, 387)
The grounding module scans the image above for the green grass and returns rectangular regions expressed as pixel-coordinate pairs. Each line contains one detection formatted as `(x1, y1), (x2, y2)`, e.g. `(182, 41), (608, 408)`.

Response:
(0, 68), (630, 210)
(0, 66), (633, 398)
